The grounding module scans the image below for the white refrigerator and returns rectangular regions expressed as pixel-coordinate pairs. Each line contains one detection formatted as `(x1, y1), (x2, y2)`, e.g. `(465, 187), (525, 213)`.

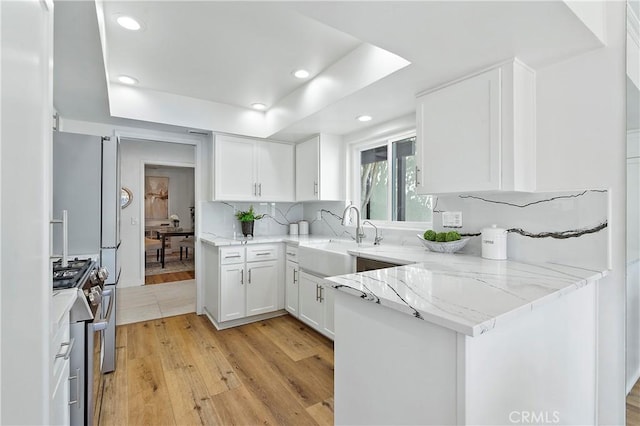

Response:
(52, 130), (120, 374)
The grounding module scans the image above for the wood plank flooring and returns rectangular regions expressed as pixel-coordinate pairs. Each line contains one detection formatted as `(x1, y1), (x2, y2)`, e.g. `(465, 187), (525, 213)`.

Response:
(145, 270), (195, 285)
(95, 313), (334, 425)
(629, 379), (640, 425)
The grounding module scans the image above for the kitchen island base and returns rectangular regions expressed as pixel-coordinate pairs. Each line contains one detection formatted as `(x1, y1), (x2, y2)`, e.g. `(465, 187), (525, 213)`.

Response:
(334, 284), (597, 425)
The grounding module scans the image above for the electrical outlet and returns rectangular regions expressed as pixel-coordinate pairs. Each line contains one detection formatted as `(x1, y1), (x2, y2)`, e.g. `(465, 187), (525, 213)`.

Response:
(442, 211), (462, 228)
(316, 211), (322, 221)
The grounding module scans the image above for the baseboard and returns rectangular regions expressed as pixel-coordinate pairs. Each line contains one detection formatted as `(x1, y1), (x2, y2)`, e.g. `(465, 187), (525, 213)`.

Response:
(203, 308), (288, 330)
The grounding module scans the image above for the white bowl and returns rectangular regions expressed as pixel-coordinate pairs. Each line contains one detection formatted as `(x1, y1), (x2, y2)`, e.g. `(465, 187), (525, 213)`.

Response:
(416, 234), (470, 253)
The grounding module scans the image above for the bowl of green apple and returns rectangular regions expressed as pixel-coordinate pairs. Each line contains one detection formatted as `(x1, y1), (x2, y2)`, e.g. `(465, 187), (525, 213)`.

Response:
(416, 230), (469, 253)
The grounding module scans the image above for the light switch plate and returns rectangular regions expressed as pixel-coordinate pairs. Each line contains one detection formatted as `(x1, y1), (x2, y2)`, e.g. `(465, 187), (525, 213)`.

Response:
(442, 211), (462, 228)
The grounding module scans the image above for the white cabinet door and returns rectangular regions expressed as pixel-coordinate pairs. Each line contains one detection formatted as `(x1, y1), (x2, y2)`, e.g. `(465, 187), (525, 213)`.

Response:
(295, 136), (319, 201)
(416, 60), (535, 194)
(321, 284), (335, 339)
(257, 142), (294, 201)
(298, 272), (323, 329)
(285, 260), (299, 317)
(417, 68), (501, 194)
(51, 359), (70, 426)
(246, 260), (278, 316)
(220, 264), (246, 321)
(214, 135), (257, 200)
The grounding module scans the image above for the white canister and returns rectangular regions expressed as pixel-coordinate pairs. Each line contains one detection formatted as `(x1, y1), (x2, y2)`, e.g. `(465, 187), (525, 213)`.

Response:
(298, 220), (309, 235)
(289, 223), (299, 235)
(481, 224), (507, 260)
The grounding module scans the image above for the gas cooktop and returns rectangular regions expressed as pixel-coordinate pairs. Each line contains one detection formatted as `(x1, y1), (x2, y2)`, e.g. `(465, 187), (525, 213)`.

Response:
(53, 258), (94, 290)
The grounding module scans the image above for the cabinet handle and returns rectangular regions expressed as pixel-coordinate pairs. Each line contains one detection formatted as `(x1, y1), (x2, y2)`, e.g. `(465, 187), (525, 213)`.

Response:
(69, 368), (80, 406)
(318, 286), (324, 303)
(313, 181), (318, 196)
(415, 166), (421, 186)
(316, 284), (320, 301)
(259, 183), (262, 196)
(253, 183), (257, 196)
(248, 269), (252, 284)
(286, 252), (296, 256)
(225, 254), (241, 259)
(255, 252), (270, 256)
(56, 338), (75, 360)
(293, 269), (297, 284)
(240, 269), (244, 285)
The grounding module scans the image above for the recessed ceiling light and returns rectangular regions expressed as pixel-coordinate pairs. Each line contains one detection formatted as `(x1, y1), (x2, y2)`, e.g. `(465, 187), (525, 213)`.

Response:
(293, 69), (310, 79)
(357, 115), (373, 122)
(118, 75), (138, 85)
(252, 103), (267, 110)
(116, 16), (141, 31)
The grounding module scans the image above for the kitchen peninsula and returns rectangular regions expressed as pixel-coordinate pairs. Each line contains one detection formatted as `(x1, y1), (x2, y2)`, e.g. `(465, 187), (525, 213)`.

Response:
(326, 253), (608, 425)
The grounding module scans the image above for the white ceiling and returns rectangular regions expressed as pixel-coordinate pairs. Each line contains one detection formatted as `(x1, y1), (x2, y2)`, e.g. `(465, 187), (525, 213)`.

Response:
(53, 1), (605, 142)
(102, 1), (362, 110)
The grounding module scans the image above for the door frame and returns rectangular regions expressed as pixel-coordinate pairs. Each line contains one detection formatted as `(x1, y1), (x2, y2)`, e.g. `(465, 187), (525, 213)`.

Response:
(139, 159), (195, 282)
(114, 129), (206, 315)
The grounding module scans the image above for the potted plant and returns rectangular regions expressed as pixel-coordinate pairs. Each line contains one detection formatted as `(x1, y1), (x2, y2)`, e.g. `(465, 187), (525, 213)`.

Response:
(235, 205), (264, 237)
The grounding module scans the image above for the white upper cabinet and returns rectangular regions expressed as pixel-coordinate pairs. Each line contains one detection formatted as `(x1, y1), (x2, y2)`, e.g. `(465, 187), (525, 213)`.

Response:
(295, 134), (344, 201)
(213, 134), (294, 201)
(214, 135), (256, 200)
(415, 59), (536, 194)
(256, 141), (294, 202)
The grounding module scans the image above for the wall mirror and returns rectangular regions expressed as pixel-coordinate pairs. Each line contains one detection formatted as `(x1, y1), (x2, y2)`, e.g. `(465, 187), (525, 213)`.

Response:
(121, 187), (133, 209)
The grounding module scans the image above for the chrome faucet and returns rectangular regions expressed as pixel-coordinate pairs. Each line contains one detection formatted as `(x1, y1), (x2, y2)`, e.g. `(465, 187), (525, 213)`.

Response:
(341, 203), (366, 243)
(363, 220), (383, 245)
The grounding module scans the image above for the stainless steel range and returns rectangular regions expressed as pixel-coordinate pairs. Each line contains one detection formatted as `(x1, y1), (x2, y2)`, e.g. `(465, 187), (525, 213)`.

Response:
(53, 258), (113, 426)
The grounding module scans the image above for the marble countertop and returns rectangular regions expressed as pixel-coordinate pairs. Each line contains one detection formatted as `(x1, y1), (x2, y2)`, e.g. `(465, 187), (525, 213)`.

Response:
(347, 245), (442, 265)
(326, 253), (608, 337)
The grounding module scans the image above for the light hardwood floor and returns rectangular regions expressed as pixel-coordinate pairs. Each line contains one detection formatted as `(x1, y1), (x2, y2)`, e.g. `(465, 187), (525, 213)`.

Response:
(95, 313), (334, 425)
(146, 270), (195, 285)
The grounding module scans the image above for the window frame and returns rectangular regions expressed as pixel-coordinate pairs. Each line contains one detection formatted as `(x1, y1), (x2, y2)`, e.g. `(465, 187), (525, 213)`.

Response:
(350, 130), (433, 230)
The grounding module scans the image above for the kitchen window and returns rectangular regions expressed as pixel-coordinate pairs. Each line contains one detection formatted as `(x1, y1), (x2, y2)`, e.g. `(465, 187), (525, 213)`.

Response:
(355, 134), (432, 225)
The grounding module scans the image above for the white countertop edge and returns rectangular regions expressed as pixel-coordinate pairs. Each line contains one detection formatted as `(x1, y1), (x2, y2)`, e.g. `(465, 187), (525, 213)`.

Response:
(199, 233), (336, 247)
(346, 247), (423, 265)
(52, 289), (77, 326)
(326, 269), (607, 337)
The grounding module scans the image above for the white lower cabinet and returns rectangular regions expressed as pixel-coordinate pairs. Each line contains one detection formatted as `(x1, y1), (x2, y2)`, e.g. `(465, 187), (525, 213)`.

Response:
(298, 271), (334, 339)
(246, 260), (278, 316)
(322, 285), (335, 338)
(220, 263), (246, 322)
(285, 259), (299, 316)
(50, 301), (73, 426)
(203, 242), (284, 329)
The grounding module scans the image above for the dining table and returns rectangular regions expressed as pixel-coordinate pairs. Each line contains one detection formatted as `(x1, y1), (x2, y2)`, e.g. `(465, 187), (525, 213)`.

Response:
(155, 228), (195, 268)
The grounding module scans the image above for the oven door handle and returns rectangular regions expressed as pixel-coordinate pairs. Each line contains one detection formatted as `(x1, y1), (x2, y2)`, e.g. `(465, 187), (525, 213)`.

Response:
(92, 288), (114, 331)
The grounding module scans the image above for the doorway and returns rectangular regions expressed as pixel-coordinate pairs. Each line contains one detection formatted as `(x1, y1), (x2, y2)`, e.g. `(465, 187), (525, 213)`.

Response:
(143, 164), (196, 284)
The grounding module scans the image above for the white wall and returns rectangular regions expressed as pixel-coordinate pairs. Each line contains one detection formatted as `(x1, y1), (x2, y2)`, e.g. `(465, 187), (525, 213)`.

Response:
(535, 2), (626, 421)
(120, 139), (195, 287)
(1, 1), (53, 423)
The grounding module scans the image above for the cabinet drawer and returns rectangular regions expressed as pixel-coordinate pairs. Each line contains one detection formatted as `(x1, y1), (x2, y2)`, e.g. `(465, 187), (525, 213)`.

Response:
(285, 245), (298, 263)
(220, 247), (245, 264)
(247, 244), (278, 262)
